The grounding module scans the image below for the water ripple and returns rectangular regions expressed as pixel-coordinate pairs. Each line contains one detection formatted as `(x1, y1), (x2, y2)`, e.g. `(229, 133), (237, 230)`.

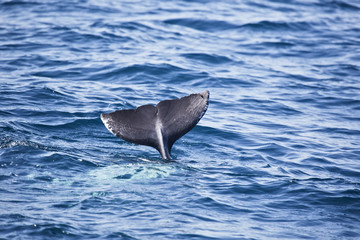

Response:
(1, 0), (360, 239)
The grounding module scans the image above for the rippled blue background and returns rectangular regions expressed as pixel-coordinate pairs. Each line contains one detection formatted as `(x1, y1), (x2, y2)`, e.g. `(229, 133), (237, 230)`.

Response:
(1, 0), (360, 239)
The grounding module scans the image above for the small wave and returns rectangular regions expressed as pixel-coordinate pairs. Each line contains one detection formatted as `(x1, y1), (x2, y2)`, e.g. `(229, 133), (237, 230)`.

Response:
(49, 117), (101, 130)
(301, 156), (333, 165)
(241, 98), (303, 116)
(315, 1), (360, 11)
(207, 76), (257, 88)
(0, 42), (55, 51)
(28, 223), (77, 238)
(0, 222), (76, 239)
(8, 54), (73, 68)
(312, 127), (360, 136)
(255, 143), (291, 158)
(0, 0), (40, 7)
(4, 117), (101, 135)
(90, 63), (186, 82)
(88, 163), (177, 183)
(52, 201), (78, 209)
(324, 166), (360, 178)
(31, 69), (83, 79)
(178, 211), (218, 222)
(105, 232), (137, 239)
(239, 20), (317, 32)
(181, 53), (232, 65)
(164, 18), (239, 32)
(60, 30), (104, 44)
(0, 137), (49, 151)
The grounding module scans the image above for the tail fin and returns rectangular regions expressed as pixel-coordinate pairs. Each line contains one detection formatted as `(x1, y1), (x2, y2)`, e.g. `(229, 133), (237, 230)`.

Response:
(101, 90), (209, 159)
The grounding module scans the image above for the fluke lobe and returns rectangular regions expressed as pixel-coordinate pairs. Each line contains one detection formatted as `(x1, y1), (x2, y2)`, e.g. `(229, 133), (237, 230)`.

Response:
(100, 90), (209, 160)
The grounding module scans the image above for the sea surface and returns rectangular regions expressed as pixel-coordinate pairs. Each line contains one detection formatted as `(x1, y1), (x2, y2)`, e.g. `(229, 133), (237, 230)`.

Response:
(1, 0), (360, 239)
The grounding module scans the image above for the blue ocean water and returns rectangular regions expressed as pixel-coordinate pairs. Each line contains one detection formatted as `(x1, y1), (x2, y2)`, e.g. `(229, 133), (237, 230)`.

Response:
(1, 0), (360, 239)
